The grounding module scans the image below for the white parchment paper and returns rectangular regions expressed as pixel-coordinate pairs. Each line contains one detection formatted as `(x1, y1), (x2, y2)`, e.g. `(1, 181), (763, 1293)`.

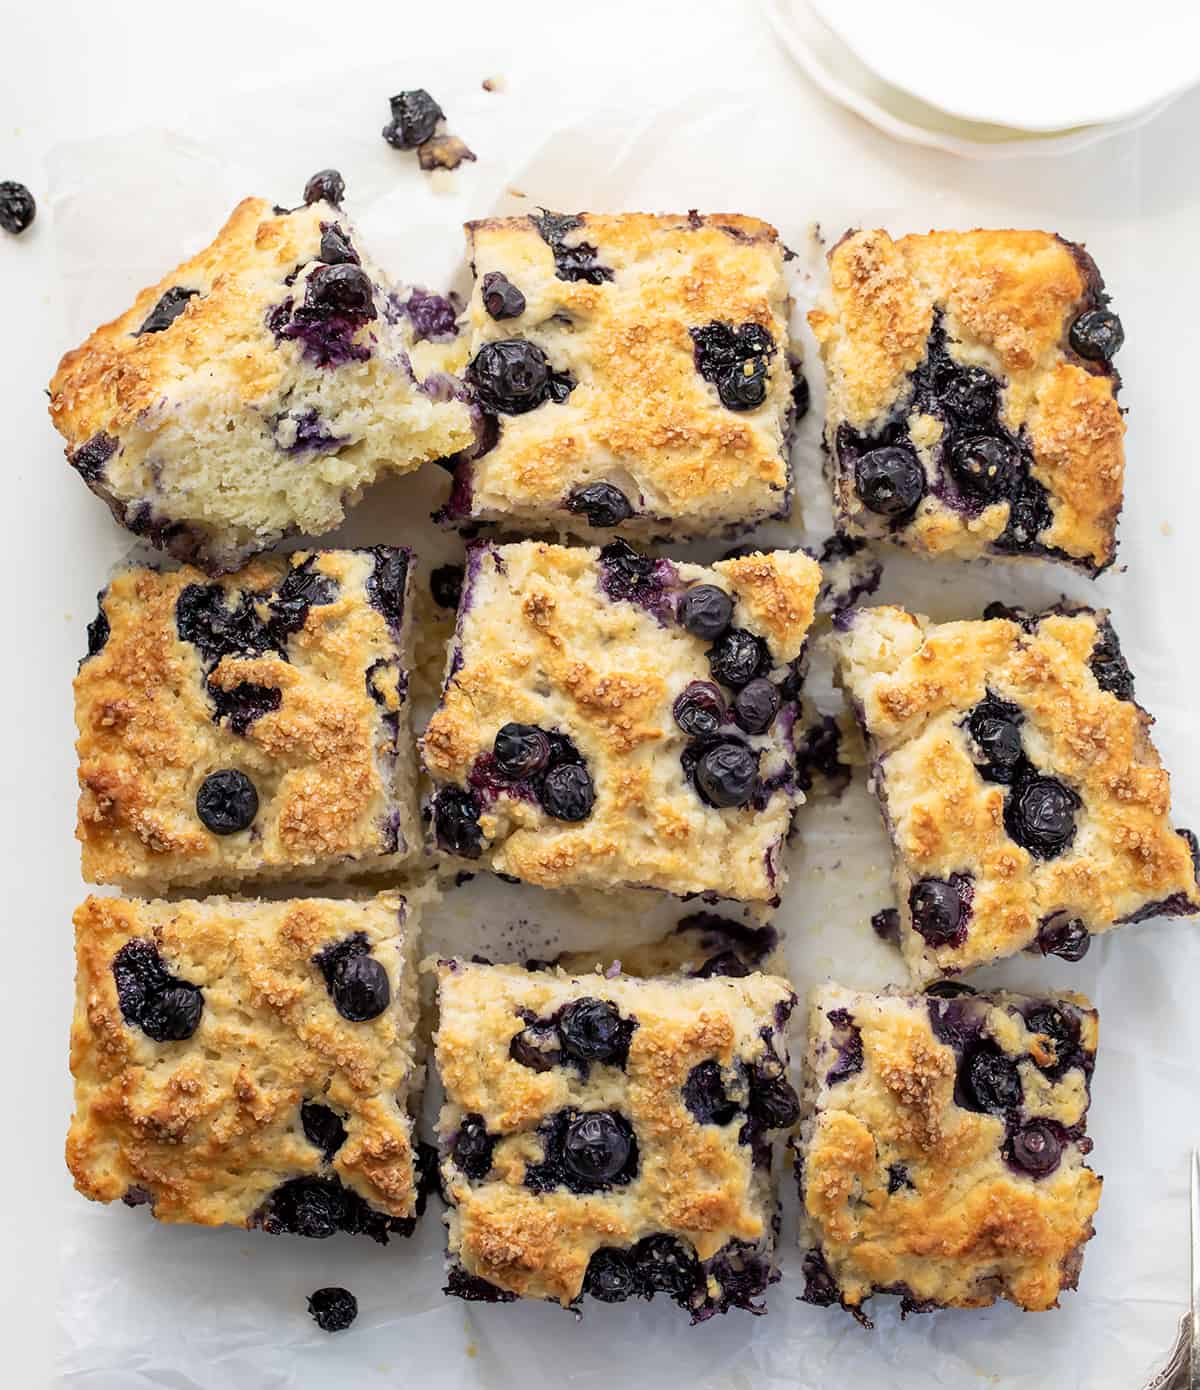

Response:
(49, 14), (1200, 1388)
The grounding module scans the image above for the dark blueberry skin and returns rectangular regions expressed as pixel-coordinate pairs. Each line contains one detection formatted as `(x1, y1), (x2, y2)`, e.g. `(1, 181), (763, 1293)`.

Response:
(824, 1009), (863, 1086)
(691, 322), (775, 412)
(747, 1058), (800, 1129)
(1004, 773), (1080, 859)
(562, 1111), (634, 1186)
(682, 1060), (740, 1126)
(887, 1162), (914, 1194)
(481, 270), (526, 320)
(1089, 620), (1135, 701)
(1035, 915), (1092, 961)
(566, 482), (633, 528)
(791, 374), (811, 421)
(694, 741), (758, 808)
(134, 286), (199, 336)
(557, 997), (634, 1066)
(492, 722), (552, 779)
(443, 1269), (518, 1303)
(871, 907), (900, 946)
(631, 1235), (702, 1302)
(305, 263), (376, 319)
(677, 584), (734, 641)
(430, 563), (464, 610)
(909, 877), (969, 948)
(209, 682), (282, 736)
(1024, 1004), (1080, 1073)
(583, 1248), (644, 1303)
(800, 1249), (842, 1308)
(195, 769), (259, 835)
(317, 223), (359, 266)
(301, 1102), (347, 1162)
(924, 980), (977, 999)
(70, 432), (117, 482)
(949, 434), (1020, 502)
(303, 169), (345, 207)
(994, 472), (1054, 554)
(453, 1113), (497, 1179)
(330, 953), (390, 1022)
(509, 1016), (564, 1072)
(84, 598), (110, 664)
(854, 445), (926, 517)
(717, 356), (768, 410)
(732, 678), (780, 734)
(941, 365), (997, 424)
(433, 787), (484, 857)
(1005, 1119), (1065, 1178)
(1070, 307), (1124, 362)
(365, 547), (409, 632)
(382, 89), (444, 148)
(672, 680), (726, 738)
(467, 339), (571, 414)
(707, 628), (770, 689)
(307, 1286), (357, 1333)
(530, 210), (613, 284)
(112, 940), (204, 1043)
(261, 1176), (345, 1239)
(967, 694), (1025, 782)
(0, 181), (36, 234)
(540, 762), (595, 821)
(957, 1041), (1023, 1115)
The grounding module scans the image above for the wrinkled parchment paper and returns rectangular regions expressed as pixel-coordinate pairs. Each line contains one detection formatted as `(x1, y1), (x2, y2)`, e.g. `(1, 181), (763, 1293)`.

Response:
(50, 19), (1200, 1389)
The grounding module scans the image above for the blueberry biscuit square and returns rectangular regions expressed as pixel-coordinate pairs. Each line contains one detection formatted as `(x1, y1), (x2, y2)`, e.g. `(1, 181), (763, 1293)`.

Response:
(75, 547), (420, 891)
(422, 539), (822, 904)
(49, 194), (475, 572)
(796, 983), (1101, 1318)
(835, 604), (1200, 979)
(67, 888), (433, 1238)
(433, 958), (799, 1316)
(809, 229), (1126, 573)
(440, 211), (797, 538)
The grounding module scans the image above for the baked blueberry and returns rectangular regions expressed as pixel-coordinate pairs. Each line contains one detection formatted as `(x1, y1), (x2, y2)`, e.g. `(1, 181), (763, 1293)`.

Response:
(364, 546), (409, 632)
(732, 678), (780, 735)
(583, 1248), (643, 1302)
(672, 680), (727, 738)
(717, 356), (768, 411)
(134, 286), (199, 336)
(694, 741), (758, 808)
(303, 169), (345, 207)
(195, 769), (259, 835)
(84, 600), (110, 663)
(330, 952), (390, 1022)
(1069, 307), (1124, 362)
(707, 628), (769, 688)
(317, 223), (359, 267)
(1034, 915), (1091, 962)
(467, 339), (567, 414)
(540, 762), (595, 821)
(747, 1059), (800, 1128)
(949, 435), (1020, 502)
(1005, 1119), (1065, 1178)
(887, 1162), (914, 1194)
(941, 365), (997, 424)
(0, 181), (36, 235)
(682, 1060), (740, 1126)
(305, 263), (376, 319)
(141, 980), (204, 1043)
(957, 1041), (1022, 1115)
(854, 445), (925, 518)
(430, 563), (465, 610)
(995, 473), (1054, 553)
(307, 1286), (357, 1333)
(824, 1010), (864, 1086)
(678, 584), (734, 641)
(509, 1016), (564, 1072)
(557, 997), (633, 1066)
(909, 877), (968, 948)
(967, 694), (1025, 781)
(632, 1235), (701, 1301)
(562, 1110), (635, 1186)
(301, 1101), (348, 1162)
(1024, 1004), (1078, 1070)
(382, 89), (444, 149)
(480, 270), (526, 320)
(264, 1175), (346, 1239)
(69, 432), (117, 483)
(566, 482), (634, 528)
(1089, 620), (1135, 701)
(453, 1113), (497, 1179)
(493, 722), (552, 779)
(433, 786), (484, 858)
(530, 210), (613, 285)
(1004, 773), (1080, 859)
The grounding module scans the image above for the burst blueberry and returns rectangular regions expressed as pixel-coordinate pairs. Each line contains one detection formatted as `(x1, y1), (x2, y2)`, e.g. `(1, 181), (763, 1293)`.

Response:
(957, 1041), (1022, 1115)
(453, 1113), (497, 1179)
(682, 1060), (739, 1126)
(1035, 915), (1091, 961)
(631, 1235), (701, 1300)
(301, 1102), (348, 1161)
(481, 270), (526, 320)
(583, 1248), (642, 1302)
(305, 263), (375, 319)
(307, 1286), (357, 1333)
(382, 89), (444, 148)
(492, 722), (551, 779)
(941, 365), (998, 423)
(134, 286), (199, 336)
(949, 435), (1019, 502)
(430, 563), (464, 610)
(303, 169), (345, 206)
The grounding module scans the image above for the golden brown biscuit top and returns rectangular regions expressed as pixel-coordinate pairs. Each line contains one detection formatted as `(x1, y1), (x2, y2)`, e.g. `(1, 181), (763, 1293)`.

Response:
(67, 890), (430, 1230)
(458, 211), (794, 532)
(74, 548), (416, 890)
(809, 228), (1125, 569)
(799, 985), (1102, 1314)
(434, 959), (796, 1306)
(422, 540), (821, 903)
(835, 605), (1200, 978)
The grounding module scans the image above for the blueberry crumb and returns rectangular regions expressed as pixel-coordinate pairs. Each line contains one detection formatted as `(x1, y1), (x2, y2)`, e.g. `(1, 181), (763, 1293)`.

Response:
(307, 1286), (357, 1333)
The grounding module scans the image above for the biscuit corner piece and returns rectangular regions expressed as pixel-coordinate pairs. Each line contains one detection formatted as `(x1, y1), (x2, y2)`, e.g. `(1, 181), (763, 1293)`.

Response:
(795, 983), (1102, 1319)
(433, 957), (799, 1316)
(810, 227), (1126, 574)
(48, 193), (476, 571)
(833, 602), (1200, 980)
(75, 547), (421, 892)
(422, 537), (822, 904)
(67, 886), (435, 1238)
(441, 209), (798, 538)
